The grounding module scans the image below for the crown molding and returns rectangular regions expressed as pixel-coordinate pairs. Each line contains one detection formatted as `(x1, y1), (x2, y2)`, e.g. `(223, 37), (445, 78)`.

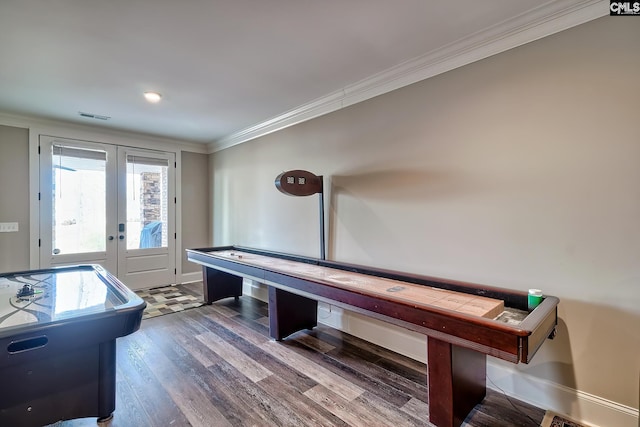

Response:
(211, 0), (607, 153)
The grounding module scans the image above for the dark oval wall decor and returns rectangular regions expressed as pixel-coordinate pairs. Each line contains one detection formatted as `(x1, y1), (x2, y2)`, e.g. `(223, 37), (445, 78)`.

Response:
(275, 170), (323, 196)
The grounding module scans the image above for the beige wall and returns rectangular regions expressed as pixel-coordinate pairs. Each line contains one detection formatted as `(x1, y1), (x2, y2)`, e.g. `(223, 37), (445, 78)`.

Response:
(0, 124), (29, 273)
(212, 16), (640, 411)
(181, 150), (211, 274)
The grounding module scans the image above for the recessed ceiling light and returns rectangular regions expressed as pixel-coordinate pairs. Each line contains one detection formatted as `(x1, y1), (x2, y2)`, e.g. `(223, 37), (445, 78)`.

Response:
(144, 92), (162, 103)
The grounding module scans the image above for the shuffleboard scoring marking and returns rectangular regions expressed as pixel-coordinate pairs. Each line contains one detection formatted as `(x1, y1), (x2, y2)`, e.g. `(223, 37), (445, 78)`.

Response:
(212, 250), (504, 319)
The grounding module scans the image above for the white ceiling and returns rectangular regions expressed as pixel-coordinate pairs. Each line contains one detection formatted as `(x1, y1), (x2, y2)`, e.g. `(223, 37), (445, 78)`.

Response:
(0, 0), (604, 149)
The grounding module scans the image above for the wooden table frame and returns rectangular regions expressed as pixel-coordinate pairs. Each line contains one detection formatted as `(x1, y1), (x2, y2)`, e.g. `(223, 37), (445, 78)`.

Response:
(187, 246), (558, 427)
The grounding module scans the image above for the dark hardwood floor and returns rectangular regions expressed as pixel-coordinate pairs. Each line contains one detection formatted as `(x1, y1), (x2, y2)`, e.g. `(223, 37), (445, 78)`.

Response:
(51, 283), (544, 427)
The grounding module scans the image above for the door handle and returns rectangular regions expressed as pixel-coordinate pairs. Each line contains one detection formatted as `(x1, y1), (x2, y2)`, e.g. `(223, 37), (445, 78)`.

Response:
(119, 235), (125, 240)
(108, 235), (114, 241)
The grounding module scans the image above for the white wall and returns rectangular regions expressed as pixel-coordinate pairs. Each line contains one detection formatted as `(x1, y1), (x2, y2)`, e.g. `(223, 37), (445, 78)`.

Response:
(211, 17), (640, 426)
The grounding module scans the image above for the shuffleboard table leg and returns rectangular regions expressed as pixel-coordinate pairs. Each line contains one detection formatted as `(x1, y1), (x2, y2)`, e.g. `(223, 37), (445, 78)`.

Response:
(268, 286), (318, 341)
(427, 336), (486, 427)
(202, 266), (243, 304)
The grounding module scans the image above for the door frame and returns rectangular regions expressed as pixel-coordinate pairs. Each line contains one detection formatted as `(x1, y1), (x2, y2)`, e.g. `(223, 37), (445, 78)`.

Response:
(33, 132), (185, 288)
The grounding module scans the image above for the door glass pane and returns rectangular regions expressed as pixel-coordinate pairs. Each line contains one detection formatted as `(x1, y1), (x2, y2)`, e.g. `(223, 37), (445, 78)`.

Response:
(126, 155), (169, 250)
(52, 145), (107, 255)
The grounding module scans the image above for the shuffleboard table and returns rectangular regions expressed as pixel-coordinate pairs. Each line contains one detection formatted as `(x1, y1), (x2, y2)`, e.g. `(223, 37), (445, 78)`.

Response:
(187, 246), (559, 427)
(0, 265), (146, 427)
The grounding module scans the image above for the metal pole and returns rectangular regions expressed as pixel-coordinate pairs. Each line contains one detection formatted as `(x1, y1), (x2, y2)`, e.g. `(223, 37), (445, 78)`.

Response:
(318, 177), (325, 260)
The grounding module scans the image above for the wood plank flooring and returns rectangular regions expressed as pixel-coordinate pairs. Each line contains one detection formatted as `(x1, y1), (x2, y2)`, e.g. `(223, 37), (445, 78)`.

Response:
(50, 283), (544, 427)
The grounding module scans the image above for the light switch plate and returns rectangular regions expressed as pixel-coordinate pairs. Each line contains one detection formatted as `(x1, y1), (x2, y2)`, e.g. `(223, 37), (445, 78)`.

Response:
(0, 222), (19, 232)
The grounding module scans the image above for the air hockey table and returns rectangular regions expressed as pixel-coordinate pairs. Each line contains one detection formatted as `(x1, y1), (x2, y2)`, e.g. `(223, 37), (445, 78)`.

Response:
(0, 264), (146, 427)
(187, 246), (560, 427)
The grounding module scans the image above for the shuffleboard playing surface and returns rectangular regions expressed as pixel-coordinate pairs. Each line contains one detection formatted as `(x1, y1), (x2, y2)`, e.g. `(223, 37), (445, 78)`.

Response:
(211, 250), (504, 319)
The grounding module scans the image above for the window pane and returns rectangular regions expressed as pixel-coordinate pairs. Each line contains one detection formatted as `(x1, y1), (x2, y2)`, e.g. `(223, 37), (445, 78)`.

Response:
(52, 146), (106, 255)
(126, 156), (169, 250)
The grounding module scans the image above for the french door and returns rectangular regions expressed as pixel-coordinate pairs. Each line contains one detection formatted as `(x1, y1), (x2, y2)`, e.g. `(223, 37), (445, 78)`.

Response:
(39, 136), (176, 290)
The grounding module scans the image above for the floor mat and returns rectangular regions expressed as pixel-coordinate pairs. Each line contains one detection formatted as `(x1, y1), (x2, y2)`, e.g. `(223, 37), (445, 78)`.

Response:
(540, 411), (592, 427)
(136, 284), (203, 320)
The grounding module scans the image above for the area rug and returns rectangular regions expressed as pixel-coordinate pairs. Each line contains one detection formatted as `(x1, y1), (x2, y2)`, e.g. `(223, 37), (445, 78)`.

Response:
(540, 411), (591, 427)
(136, 284), (204, 320)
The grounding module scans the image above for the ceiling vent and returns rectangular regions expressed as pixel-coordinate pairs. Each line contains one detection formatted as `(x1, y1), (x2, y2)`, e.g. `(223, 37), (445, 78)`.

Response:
(78, 112), (111, 120)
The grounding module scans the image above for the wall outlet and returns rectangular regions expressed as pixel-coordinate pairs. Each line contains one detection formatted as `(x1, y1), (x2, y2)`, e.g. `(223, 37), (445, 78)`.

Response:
(0, 222), (19, 232)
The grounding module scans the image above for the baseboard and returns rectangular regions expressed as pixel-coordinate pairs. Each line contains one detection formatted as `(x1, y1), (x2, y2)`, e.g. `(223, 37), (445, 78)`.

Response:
(317, 303), (428, 361)
(179, 270), (202, 284)
(486, 361), (639, 427)
(243, 279), (269, 301)
(241, 284), (638, 427)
